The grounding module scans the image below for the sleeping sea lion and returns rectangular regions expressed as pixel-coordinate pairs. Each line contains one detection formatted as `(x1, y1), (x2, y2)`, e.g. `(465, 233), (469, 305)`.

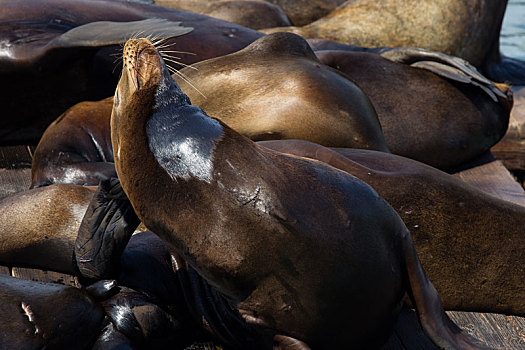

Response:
(259, 139), (525, 317)
(263, 0), (525, 84)
(261, 0), (346, 26)
(314, 48), (512, 170)
(0, 184), (95, 274)
(148, 0), (292, 30)
(102, 36), (484, 349)
(0, 275), (109, 349)
(0, 0), (263, 145)
(172, 32), (389, 151)
(30, 98), (115, 188)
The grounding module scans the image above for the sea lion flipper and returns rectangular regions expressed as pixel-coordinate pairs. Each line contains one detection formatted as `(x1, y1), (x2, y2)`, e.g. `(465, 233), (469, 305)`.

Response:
(379, 47), (508, 103)
(402, 230), (487, 350)
(75, 178), (140, 281)
(50, 18), (193, 48)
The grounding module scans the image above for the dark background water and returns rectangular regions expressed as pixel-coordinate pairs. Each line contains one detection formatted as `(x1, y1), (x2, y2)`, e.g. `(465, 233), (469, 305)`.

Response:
(501, 0), (525, 59)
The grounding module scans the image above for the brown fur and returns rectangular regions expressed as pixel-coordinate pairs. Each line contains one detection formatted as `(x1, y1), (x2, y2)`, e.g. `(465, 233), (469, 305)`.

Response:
(315, 50), (511, 170)
(262, 0), (507, 67)
(110, 37), (484, 349)
(260, 139), (525, 316)
(0, 184), (95, 273)
(174, 33), (389, 152)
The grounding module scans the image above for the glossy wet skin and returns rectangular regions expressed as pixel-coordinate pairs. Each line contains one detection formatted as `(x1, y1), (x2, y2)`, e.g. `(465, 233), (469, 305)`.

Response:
(109, 38), (483, 349)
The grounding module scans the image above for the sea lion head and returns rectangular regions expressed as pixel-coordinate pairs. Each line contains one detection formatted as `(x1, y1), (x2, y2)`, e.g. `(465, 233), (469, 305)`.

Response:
(112, 38), (190, 164)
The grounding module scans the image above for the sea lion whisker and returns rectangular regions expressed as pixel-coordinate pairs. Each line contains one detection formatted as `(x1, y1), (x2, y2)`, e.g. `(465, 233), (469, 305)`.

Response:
(145, 33), (164, 46)
(150, 35), (169, 47)
(112, 60), (122, 75)
(161, 56), (198, 71)
(169, 67), (206, 99)
(155, 42), (178, 50)
(158, 49), (196, 56)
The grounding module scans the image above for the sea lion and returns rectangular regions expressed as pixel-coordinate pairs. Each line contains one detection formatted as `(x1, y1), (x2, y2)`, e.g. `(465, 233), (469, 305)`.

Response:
(262, 0), (346, 26)
(0, 184), (95, 274)
(30, 32), (389, 188)
(263, 0), (525, 84)
(314, 48), (512, 170)
(173, 32), (389, 151)
(0, 0), (263, 145)
(259, 139), (525, 317)
(0, 274), (108, 349)
(31, 97), (115, 188)
(104, 36), (484, 349)
(149, 0), (292, 30)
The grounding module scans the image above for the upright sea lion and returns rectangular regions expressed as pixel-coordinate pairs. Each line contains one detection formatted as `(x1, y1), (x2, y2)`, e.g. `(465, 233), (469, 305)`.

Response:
(0, 0), (263, 145)
(259, 139), (525, 317)
(314, 48), (512, 170)
(104, 36), (484, 349)
(23, 127), (525, 318)
(263, 0), (525, 84)
(173, 32), (389, 151)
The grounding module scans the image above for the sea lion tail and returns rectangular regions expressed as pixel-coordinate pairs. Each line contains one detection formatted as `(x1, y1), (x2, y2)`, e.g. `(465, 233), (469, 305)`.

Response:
(401, 230), (490, 350)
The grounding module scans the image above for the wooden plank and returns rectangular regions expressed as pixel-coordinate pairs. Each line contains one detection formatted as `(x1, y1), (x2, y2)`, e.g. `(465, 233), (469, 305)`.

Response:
(448, 311), (525, 350)
(453, 159), (525, 206)
(11, 267), (77, 287)
(492, 85), (525, 170)
(0, 168), (31, 200)
(506, 315), (525, 343)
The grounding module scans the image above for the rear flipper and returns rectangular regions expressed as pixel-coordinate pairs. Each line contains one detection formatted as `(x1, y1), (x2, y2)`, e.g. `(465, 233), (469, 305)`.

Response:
(74, 178), (140, 282)
(402, 230), (490, 350)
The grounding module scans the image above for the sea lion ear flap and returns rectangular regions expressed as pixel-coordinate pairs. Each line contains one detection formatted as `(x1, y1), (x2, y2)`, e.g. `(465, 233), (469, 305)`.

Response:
(74, 177), (140, 283)
(50, 18), (193, 48)
(401, 230), (488, 350)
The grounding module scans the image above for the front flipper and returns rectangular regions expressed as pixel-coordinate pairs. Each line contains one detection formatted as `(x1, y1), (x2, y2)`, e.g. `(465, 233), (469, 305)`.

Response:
(50, 18), (193, 49)
(378, 47), (509, 104)
(402, 230), (489, 350)
(74, 178), (140, 281)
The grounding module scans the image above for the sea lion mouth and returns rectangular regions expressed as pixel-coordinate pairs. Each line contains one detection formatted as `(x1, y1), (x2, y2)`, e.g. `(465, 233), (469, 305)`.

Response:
(122, 38), (162, 91)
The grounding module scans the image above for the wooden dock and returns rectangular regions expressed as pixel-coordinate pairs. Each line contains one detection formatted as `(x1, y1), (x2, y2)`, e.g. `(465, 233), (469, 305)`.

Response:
(0, 145), (523, 349)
